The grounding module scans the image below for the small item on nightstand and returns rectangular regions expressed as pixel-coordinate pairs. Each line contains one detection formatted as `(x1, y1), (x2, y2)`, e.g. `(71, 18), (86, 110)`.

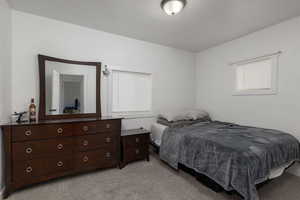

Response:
(13, 111), (28, 123)
(29, 98), (37, 122)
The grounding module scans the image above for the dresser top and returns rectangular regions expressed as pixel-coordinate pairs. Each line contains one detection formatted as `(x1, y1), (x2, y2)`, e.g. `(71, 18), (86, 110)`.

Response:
(1, 117), (122, 127)
(121, 128), (150, 136)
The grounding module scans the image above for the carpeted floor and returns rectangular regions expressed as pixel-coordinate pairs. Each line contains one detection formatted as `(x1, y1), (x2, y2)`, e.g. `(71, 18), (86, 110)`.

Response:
(8, 154), (300, 200)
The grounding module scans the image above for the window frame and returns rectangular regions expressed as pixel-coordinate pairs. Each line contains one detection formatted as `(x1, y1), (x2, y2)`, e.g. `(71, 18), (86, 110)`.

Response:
(107, 68), (153, 118)
(232, 55), (278, 96)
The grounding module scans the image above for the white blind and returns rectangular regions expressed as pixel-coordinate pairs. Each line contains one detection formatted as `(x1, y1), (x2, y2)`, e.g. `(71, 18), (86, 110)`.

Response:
(112, 70), (152, 112)
(236, 58), (272, 91)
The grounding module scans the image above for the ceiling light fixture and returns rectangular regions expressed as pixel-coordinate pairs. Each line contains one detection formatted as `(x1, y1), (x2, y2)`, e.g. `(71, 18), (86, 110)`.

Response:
(161, 0), (187, 16)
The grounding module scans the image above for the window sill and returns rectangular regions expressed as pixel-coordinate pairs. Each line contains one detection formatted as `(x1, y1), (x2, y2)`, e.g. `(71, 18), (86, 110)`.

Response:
(111, 113), (155, 119)
(233, 89), (277, 96)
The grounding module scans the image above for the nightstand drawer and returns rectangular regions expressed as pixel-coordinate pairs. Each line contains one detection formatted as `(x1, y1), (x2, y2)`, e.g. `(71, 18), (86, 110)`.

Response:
(123, 147), (148, 163)
(123, 134), (149, 148)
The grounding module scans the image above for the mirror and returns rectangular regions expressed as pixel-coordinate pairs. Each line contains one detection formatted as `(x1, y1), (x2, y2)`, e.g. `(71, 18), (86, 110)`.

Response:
(45, 62), (96, 115)
(39, 55), (101, 120)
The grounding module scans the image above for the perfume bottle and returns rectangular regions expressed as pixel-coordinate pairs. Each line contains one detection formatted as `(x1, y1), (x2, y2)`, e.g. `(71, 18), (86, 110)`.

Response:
(29, 98), (37, 122)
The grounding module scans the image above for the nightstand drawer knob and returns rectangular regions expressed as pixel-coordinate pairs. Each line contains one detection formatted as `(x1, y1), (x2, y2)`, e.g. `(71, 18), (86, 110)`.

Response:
(57, 144), (64, 150)
(105, 152), (111, 158)
(26, 147), (33, 154)
(135, 149), (140, 154)
(83, 156), (89, 162)
(25, 130), (32, 136)
(106, 124), (110, 129)
(57, 128), (63, 134)
(57, 161), (64, 167)
(82, 126), (89, 132)
(105, 137), (111, 143)
(135, 138), (140, 143)
(83, 140), (89, 146)
(26, 166), (33, 173)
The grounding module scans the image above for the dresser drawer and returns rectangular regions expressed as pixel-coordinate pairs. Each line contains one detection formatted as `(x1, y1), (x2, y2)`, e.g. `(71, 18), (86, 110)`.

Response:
(96, 120), (121, 132)
(73, 120), (121, 135)
(123, 134), (149, 148)
(74, 149), (117, 170)
(13, 156), (73, 183)
(12, 138), (74, 161)
(73, 122), (97, 135)
(123, 147), (148, 163)
(12, 124), (73, 142)
(74, 133), (116, 152)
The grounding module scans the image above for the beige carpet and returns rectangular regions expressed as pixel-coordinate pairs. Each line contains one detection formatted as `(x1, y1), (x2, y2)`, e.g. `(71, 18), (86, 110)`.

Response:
(8, 154), (300, 200)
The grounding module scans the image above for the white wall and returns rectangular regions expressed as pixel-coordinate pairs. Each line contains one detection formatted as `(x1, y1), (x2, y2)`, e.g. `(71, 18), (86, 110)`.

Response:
(0, 0), (11, 123)
(0, 0), (11, 190)
(196, 16), (300, 176)
(11, 11), (196, 130)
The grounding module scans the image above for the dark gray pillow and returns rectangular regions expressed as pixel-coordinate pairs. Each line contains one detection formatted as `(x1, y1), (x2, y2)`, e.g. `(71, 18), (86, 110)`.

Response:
(157, 116), (211, 128)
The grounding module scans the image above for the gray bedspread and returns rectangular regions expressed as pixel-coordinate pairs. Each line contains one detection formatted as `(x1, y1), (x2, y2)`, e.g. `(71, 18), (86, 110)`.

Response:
(160, 121), (300, 200)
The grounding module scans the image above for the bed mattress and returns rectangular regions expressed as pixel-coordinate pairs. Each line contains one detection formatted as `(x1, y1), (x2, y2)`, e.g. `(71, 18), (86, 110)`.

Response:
(151, 123), (167, 146)
(160, 122), (300, 200)
(151, 122), (296, 199)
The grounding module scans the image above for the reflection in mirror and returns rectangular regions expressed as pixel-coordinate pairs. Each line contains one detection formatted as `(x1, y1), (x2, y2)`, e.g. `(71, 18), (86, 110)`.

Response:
(45, 61), (96, 115)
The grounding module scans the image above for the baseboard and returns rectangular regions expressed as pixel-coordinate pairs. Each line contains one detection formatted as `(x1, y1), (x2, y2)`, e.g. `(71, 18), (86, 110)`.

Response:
(0, 187), (4, 199)
(287, 162), (300, 177)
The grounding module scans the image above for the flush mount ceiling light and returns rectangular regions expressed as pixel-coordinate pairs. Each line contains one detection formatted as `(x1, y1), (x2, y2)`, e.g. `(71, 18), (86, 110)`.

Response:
(161, 0), (187, 16)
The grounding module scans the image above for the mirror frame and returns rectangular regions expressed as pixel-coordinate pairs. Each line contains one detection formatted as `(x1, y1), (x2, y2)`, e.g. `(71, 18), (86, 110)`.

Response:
(38, 54), (101, 120)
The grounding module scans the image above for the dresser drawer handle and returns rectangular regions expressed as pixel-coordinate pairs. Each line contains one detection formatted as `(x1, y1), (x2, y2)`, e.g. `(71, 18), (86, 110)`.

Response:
(106, 124), (110, 129)
(105, 152), (111, 158)
(135, 149), (140, 154)
(83, 140), (89, 146)
(57, 144), (64, 150)
(26, 166), (33, 173)
(135, 137), (140, 143)
(26, 147), (32, 154)
(82, 126), (89, 132)
(57, 128), (63, 134)
(25, 130), (32, 136)
(105, 137), (111, 143)
(83, 156), (89, 162)
(57, 161), (64, 167)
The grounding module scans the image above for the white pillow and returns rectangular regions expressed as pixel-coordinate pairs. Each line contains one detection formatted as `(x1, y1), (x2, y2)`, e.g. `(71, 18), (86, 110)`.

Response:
(158, 111), (191, 122)
(184, 109), (209, 120)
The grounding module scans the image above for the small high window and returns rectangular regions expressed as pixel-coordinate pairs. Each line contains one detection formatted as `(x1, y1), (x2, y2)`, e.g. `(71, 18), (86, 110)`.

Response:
(233, 55), (278, 95)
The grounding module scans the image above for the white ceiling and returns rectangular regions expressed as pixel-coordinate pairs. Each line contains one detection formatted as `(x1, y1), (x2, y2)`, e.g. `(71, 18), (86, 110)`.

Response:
(9, 0), (300, 52)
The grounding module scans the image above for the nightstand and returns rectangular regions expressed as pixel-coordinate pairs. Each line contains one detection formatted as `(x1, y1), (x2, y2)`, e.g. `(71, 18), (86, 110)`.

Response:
(120, 129), (150, 168)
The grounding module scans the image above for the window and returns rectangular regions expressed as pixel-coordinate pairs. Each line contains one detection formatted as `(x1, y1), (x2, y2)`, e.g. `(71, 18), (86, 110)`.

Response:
(110, 70), (152, 115)
(233, 55), (278, 95)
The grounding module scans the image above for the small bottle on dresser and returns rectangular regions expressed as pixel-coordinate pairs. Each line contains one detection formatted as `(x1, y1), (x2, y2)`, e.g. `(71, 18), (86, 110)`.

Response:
(29, 98), (37, 122)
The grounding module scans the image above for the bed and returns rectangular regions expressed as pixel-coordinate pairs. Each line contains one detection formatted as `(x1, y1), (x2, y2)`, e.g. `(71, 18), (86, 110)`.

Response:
(151, 121), (299, 200)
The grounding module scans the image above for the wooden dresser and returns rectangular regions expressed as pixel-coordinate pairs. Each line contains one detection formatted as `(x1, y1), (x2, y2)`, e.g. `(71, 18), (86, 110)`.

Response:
(1, 117), (121, 198)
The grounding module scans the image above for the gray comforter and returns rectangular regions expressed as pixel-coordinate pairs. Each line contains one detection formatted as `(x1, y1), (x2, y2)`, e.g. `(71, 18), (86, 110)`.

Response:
(160, 121), (300, 200)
